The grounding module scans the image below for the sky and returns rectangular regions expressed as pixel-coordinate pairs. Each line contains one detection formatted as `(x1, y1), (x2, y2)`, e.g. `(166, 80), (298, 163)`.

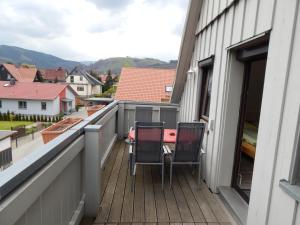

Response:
(0, 0), (189, 62)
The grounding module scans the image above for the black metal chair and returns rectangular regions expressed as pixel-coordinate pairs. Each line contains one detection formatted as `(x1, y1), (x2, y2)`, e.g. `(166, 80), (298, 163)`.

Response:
(129, 121), (166, 191)
(165, 122), (206, 188)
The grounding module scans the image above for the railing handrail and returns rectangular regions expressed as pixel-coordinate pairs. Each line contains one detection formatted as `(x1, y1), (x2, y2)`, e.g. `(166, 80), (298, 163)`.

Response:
(0, 100), (119, 201)
(119, 100), (180, 107)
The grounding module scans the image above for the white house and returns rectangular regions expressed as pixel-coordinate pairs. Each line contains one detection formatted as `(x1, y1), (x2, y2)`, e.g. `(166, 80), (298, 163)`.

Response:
(66, 67), (103, 98)
(172, 0), (300, 225)
(0, 81), (77, 116)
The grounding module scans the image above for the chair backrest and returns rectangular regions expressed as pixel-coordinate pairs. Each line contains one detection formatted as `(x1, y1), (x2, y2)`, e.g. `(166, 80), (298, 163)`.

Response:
(135, 106), (153, 122)
(173, 122), (206, 162)
(134, 122), (164, 163)
(160, 108), (177, 129)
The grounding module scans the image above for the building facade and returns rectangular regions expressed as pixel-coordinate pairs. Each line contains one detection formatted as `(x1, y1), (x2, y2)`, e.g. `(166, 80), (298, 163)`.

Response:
(0, 82), (76, 116)
(66, 67), (103, 98)
(172, 0), (300, 224)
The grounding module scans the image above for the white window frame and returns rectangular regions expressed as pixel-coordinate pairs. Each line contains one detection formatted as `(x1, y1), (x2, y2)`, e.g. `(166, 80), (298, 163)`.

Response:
(41, 102), (47, 111)
(165, 85), (173, 92)
(18, 101), (27, 110)
(77, 86), (84, 91)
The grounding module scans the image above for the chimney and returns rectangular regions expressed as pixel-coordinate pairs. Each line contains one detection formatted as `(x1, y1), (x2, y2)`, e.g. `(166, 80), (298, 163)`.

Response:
(9, 78), (16, 85)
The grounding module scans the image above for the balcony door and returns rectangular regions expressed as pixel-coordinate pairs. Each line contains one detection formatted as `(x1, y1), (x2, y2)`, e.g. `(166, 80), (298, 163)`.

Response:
(232, 45), (268, 203)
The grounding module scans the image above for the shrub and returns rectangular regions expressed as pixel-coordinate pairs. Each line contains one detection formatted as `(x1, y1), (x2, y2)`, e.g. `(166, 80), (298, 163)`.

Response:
(37, 115), (40, 122)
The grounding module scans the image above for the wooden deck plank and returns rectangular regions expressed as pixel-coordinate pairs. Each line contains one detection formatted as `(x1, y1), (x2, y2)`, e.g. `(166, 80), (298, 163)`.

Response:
(100, 142), (120, 199)
(183, 167), (229, 223)
(95, 143), (125, 223)
(107, 143), (128, 222)
(133, 165), (145, 222)
(164, 174), (182, 222)
(89, 141), (234, 225)
(120, 157), (135, 222)
(144, 166), (158, 222)
(182, 168), (218, 223)
(171, 173), (194, 222)
(152, 166), (170, 222)
(176, 171), (205, 222)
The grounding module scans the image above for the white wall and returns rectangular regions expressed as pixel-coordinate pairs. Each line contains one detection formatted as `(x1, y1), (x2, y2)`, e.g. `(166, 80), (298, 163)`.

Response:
(66, 75), (101, 97)
(66, 88), (76, 110)
(178, 0), (300, 224)
(0, 98), (60, 116)
(0, 137), (11, 152)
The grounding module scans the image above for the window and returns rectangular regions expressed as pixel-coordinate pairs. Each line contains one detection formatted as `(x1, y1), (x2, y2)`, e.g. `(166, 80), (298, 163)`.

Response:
(77, 86), (84, 91)
(165, 85), (173, 92)
(68, 102), (72, 107)
(70, 76), (74, 83)
(18, 101), (27, 109)
(292, 116), (300, 185)
(80, 76), (83, 81)
(41, 102), (47, 110)
(0, 100), (2, 108)
(198, 55), (214, 121)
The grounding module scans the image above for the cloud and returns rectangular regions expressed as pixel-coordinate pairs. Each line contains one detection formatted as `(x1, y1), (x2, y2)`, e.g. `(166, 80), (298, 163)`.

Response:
(0, 0), (189, 61)
(86, 0), (133, 10)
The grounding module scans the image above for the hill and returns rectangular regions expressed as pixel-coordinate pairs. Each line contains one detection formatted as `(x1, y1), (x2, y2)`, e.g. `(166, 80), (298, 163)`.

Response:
(0, 45), (81, 70)
(86, 57), (177, 74)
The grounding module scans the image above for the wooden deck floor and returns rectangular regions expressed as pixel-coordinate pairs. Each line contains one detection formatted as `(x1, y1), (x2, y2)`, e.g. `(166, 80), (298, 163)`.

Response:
(81, 141), (234, 225)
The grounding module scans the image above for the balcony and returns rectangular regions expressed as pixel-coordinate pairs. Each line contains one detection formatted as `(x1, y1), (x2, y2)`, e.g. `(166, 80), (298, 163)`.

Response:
(0, 101), (234, 225)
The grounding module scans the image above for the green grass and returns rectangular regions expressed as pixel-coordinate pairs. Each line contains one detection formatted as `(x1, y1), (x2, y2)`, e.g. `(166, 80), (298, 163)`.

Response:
(0, 121), (34, 130)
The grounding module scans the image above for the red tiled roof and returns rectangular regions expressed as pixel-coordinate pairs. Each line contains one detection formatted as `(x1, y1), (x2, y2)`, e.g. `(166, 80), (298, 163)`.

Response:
(40, 68), (66, 81)
(3, 64), (37, 82)
(115, 67), (175, 103)
(0, 81), (71, 100)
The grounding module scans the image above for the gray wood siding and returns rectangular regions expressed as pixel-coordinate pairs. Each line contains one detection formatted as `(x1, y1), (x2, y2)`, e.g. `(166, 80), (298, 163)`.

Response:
(179, 0), (300, 224)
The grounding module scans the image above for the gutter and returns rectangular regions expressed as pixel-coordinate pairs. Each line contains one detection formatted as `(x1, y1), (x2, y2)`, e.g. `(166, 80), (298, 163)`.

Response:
(171, 0), (203, 103)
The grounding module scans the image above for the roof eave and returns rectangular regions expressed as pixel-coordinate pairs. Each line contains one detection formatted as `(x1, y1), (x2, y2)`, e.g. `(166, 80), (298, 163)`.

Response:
(171, 0), (203, 103)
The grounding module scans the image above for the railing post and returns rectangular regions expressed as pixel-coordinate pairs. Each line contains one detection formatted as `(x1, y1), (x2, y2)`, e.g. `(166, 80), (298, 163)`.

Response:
(84, 125), (103, 217)
(117, 102), (125, 138)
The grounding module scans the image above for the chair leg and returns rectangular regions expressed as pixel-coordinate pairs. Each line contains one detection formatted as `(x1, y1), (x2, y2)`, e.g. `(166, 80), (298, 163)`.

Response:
(198, 163), (201, 188)
(162, 163), (164, 190)
(131, 164), (136, 192)
(169, 163), (173, 189)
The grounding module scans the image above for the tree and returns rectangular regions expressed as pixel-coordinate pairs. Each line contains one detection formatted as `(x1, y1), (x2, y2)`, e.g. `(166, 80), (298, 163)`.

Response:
(7, 110), (10, 121)
(0, 112), (3, 121)
(102, 69), (114, 92)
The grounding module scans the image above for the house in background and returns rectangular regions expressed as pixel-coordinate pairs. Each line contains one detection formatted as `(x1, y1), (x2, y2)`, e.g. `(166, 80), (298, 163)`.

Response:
(0, 81), (77, 116)
(39, 67), (66, 83)
(115, 67), (175, 103)
(0, 64), (42, 82)
(171, 0), (300, 224)
(66, 67), (103, 98)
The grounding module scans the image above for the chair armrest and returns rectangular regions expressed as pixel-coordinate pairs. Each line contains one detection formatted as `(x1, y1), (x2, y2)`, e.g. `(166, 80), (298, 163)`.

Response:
(163, 145), (172, 154)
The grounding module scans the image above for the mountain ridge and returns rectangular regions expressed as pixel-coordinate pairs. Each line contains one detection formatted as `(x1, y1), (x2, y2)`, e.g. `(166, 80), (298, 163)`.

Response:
(0, 45), (177, 74)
